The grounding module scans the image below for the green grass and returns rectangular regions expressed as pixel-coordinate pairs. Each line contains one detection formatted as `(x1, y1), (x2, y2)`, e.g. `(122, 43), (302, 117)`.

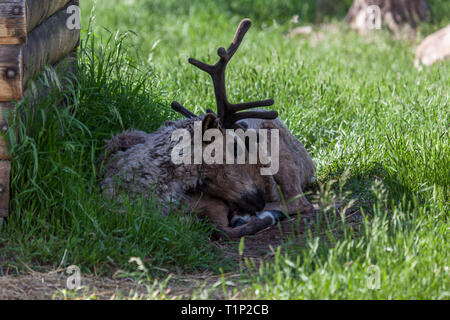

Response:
(245, 186), (449, 299)
(0, 32), (225, 276)
(1, 0), (449, 299)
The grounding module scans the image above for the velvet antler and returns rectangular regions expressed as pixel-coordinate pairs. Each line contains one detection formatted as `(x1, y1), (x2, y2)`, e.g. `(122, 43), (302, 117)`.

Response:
(171, 18), (278, 128)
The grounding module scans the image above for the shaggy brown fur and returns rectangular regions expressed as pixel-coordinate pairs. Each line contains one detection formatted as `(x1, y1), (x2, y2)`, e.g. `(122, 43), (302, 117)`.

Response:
(100, 115), (266, 215)
(100, 114), (316, 239)
(192, 117), (316, 239)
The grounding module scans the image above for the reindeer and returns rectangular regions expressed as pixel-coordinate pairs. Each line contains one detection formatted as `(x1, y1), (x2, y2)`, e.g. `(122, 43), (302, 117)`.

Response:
(100, 19), (316, 239)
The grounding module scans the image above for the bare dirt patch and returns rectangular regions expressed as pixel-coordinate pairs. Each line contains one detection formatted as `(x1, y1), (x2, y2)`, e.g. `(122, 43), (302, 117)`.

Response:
(217, 205), (363, 265)
(0, 204), (362, 300)
(0, 272), (143, 300)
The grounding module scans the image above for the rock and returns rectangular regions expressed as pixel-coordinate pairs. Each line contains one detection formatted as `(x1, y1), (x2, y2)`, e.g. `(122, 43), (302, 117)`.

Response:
(415, 25), (450, 68)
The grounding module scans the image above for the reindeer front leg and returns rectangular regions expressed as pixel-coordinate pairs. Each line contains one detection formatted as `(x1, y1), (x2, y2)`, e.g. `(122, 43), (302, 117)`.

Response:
(214, 216), (276, 240)
(190, 194), (277, 239)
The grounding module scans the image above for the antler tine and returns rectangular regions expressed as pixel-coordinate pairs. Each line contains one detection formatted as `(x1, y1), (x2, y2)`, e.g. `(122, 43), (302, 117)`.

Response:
(188, 58), (214, 74)
(224, 18), (252, 61)
(231, 110), (279, 123)
(230, 99), (275, 112)
(189, 18), (251, 71)
(171, 101), (197, 119)
(185, 18), (278, 128)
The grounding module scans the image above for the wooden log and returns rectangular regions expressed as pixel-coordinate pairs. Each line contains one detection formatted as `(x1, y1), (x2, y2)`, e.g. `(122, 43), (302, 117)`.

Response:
(0, 160), (10, 217)
(0, 102), (13, 161)
(0, 3), (79, 101)
(0, 135), (9, 160)
(0, 102), (13, 129)
(26, 0), (72, 33)
(0, 45), (23, 101)
(0, 0), (26, 44)
(0, 0), (74, 44)
(22, 4), (80, 86)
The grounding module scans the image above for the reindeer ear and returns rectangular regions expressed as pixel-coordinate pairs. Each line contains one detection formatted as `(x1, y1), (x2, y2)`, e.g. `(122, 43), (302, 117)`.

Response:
(202, 113), (218, 132)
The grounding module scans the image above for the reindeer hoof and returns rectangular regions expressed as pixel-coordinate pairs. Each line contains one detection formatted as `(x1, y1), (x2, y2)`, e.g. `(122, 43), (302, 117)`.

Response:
(257, 210), (285, 226)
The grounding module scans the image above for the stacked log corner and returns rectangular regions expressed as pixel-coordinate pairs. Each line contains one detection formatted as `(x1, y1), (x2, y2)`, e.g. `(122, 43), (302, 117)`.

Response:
(0, 0), (80, 218)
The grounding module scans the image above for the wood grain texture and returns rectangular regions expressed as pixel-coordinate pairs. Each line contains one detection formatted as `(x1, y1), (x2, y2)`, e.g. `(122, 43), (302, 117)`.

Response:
(0, 160), (10, 217)
(0, 102), (13, 161)
(0, 102), (13, 129)
(0, 0), (26, 44)
(0, 0), (74, 44)
(23, 4), (80, 86)
(0, 134), (9, 160)
(26, 0), (72, 33)
(0, 45), (23, 101)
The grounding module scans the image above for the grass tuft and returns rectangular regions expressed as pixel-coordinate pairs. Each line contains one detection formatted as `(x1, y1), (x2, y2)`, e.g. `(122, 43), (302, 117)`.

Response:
(0, 31), (224, 276)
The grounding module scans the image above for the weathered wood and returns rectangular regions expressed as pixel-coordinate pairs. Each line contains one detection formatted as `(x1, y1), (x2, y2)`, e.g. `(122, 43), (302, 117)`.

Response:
(0, 0), (26, 44)
(0, 160), (11, 217)
(23, 4), (80, 86)
(0, 102), (13, 129)
(0, 0), (73, 44)
(0, 4), (79, 101)
(0, 45), (23, 101)
(26, 0), (72, 33)
(0, 135), (9, 160)
(0, 102), (13, 161)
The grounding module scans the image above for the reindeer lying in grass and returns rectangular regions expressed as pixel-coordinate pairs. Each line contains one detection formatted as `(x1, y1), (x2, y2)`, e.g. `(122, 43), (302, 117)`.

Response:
(100, 19), (316, 239)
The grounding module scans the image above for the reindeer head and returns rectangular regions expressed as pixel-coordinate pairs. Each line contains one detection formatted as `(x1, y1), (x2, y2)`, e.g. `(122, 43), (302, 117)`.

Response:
(172, 19), (278, 214)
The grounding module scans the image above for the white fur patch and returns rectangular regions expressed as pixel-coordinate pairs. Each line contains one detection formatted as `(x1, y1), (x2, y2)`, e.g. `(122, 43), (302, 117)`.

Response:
(257, 211), (276, 226)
